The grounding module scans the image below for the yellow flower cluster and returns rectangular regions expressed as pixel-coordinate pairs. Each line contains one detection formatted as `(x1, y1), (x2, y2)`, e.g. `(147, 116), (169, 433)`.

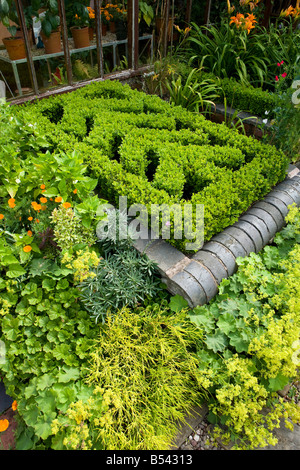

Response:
(210, 355), (281, 449)
(51, 386), (111, 450)
(0, 280), (18, 316)
(61, 248), (100, 283)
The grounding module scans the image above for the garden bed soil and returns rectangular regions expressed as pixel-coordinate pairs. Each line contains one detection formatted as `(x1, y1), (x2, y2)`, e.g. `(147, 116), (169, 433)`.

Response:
(0, 408), (17, 450)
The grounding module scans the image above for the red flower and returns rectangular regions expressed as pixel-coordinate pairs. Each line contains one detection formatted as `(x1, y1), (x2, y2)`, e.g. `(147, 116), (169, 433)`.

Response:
(282, 72), (287, 78)
(275, 76), (279, 81)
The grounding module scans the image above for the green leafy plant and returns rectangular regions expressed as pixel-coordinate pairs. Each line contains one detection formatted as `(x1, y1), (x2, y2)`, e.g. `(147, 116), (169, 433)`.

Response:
(184, 18), (300, 90)
(50, 205), (97, 252)
(79, 211), (161, 323)
(0, 0), (39, 37)
(73, 59), (98, 81)
(188, 204), (300, 449)
(262, 61), (300, 162)
(165, 68), (221, 114)
(39, 0), (60, 37)
(139, 0), (154, 27)
(186, 20), (270, 88)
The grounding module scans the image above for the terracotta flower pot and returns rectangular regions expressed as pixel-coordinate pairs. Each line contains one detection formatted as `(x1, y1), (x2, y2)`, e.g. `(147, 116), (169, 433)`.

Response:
(2, 37), (26, 60)
(89, 27), (94, 40)
(15, 28), (33, 47)
(41, 30), (62, 54)
(109, 21), (116, 33)
(71, 26), (90, 49)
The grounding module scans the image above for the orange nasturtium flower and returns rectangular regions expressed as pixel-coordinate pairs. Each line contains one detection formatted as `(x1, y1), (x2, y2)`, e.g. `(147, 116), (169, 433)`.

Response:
(73, 188), (78, 194)
(62, 202), (72, 209)
(31, 202), (42, 212)
(8, 198), (16, 208)
(12, 401), (17, 411)
(40, 184), (46, 190)
(55, 196), (62, 203)
(40, 197), (47, 204)
(27, 231), (33, 237)
(28, 216), (33, 221)
(0, 214), (4, 220)
(36, 219), (40, 224)
(0, 419), (9, 432)
(23, 246), (32, 253)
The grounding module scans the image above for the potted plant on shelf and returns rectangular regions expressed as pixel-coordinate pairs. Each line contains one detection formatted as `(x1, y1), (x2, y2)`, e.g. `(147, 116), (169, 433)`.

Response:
(87, 6), (108, 39)
(100, 6), (113, 36)
(0, 0), (36, 60)
(68, 2), (90, 49)
(87, 6), (95, 40)
(105, 3), (127, 37)
(39, 0), (62, 54)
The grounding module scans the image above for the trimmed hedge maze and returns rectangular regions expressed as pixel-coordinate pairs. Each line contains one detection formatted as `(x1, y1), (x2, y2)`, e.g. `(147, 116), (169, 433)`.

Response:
(17, 80), (289, 251)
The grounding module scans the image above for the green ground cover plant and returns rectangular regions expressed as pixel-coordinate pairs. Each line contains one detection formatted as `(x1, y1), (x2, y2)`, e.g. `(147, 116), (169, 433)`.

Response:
(14, 79), (288, 251)
(188, 204), (300, 449)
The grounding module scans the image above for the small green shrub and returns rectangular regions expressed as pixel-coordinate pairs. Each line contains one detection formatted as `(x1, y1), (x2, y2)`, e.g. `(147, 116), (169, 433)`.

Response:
(83, 306), (206, 450)
(50, 206), (97, 251)
(79, 214), (161, 323)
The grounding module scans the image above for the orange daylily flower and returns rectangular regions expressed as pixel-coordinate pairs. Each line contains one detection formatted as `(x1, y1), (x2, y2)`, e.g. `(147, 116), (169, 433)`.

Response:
(230, 12), (256, 33)
(0, 419), (9, 432)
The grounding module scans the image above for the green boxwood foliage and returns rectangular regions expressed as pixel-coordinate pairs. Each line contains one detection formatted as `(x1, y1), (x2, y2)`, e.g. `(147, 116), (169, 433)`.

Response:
(15, 80), (288, 250)
(218, 76), (278, 118)
(191, 70), (278, 118)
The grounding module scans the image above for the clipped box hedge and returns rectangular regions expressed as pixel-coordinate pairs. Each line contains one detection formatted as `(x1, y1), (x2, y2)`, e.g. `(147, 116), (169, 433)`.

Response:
(173, 64), (278, 118)
(16, 80), (288, 250)
(217, 76), (278, 118)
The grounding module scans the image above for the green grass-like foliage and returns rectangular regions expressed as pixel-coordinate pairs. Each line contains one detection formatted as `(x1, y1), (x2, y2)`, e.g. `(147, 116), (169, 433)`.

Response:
(15, 79), (288, 250)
